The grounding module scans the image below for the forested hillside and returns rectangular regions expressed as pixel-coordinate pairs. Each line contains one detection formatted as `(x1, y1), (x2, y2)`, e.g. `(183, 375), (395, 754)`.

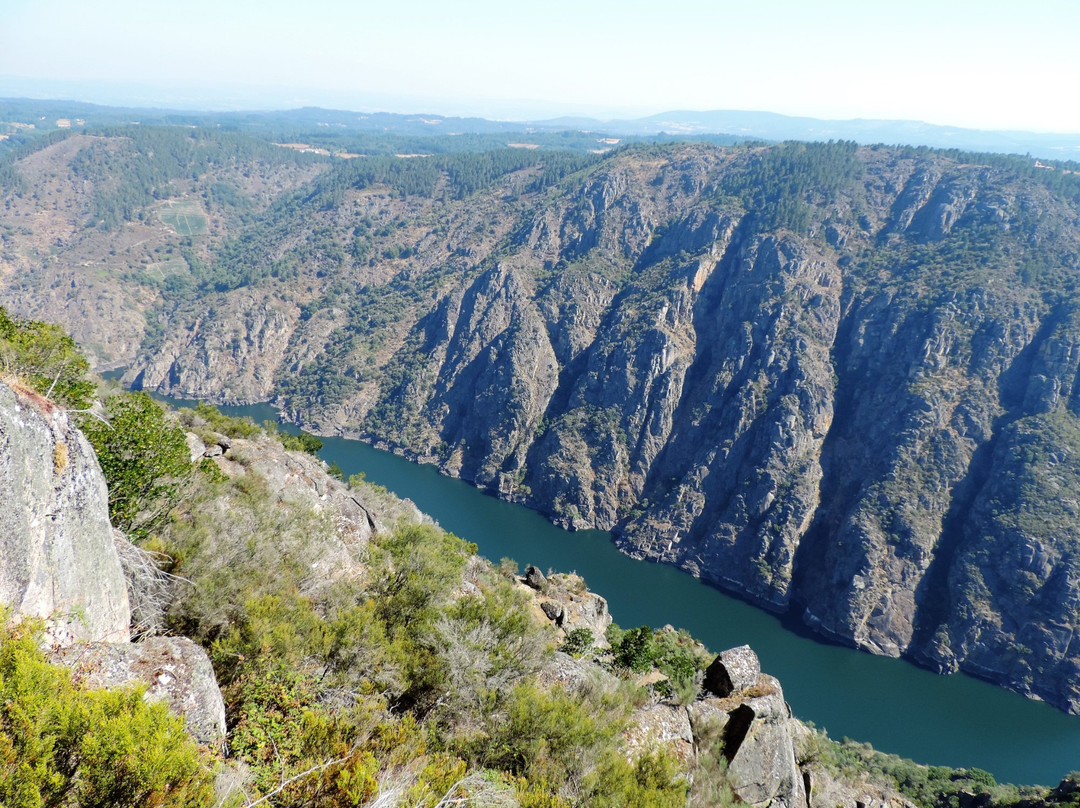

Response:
(5, 126), (1080, 714)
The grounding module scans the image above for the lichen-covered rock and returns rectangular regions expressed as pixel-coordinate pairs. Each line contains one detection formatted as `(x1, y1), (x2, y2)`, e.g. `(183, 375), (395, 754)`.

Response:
(687, 696), (732, 740)
(624, 703), (694, 766)
(723, 675), (806, 808)
(184, 431), (206, 463)
(537, 650), (619, 694)
(540, 572), (612, 643)
(0, 380), (130, 645)
(687, 649), (805, 808)
(704, 644), (762, 697)
(56, 636), (226, 746)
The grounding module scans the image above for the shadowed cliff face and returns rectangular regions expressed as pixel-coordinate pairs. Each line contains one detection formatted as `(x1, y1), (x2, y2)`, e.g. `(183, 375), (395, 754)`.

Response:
(7, 137), (1080, 711)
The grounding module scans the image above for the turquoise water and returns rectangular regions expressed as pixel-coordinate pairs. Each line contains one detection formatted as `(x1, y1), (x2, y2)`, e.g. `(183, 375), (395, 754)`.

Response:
(169, 396), (1080, 784)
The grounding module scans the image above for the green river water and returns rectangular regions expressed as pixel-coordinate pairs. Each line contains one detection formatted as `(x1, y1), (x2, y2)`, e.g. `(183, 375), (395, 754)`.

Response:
(166, 397), (1080, 785)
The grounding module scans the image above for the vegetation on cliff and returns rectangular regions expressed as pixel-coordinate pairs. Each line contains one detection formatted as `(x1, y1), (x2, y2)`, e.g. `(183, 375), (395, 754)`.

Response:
(152, 412), (692, 806)
(9, 116), (1080, 801)
(0, 306), (94, 410)
(0, 618), (213, 807)
(40, 131), (1077, 711)
(3, 312), (1080, 806)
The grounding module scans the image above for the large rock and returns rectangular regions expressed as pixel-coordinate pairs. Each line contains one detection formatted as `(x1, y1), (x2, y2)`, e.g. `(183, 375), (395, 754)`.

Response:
(0, 380), (130, 645)
(529, 572), (612, 644)
(524, 564), (547, 591)
(537, 650), (620, 694)
(704, 644), (762, 697)
(56, 636), (226, 746)
(692, 647), (805, 808)
(625, 703), (695, 766)
(723, 675), (806, 808)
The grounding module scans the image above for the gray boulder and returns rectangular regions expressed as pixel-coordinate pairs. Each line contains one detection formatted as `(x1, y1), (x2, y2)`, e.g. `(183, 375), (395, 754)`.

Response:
(0, 380), (130, 645)
(691, 647), (806, 808)
(723, 675), (806, 808)
(56, 636), (226, 746)
(540, 600), (564, 622)
(538, 650), (620, 694)
(625, 703), (695, 766)
(704, 644), (761, 697)
(524, 564), (547, 590)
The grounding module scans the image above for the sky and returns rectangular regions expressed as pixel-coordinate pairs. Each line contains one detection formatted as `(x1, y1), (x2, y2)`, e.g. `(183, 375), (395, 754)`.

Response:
(1, 0), (1078, 133)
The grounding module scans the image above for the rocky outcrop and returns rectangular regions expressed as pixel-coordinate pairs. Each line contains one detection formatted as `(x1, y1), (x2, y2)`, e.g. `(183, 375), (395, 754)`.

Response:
(694, 647), (806, 808)
(55, 636), (226, 746)
(704, 644), (762, 697)
(0, 378), (233, 749)
(217, 433), (377, 555)
(127, 293), (300, 404)
(522, 567), (613, 645)
(0, 379), (130, 645)
(625, 703), (695, 767)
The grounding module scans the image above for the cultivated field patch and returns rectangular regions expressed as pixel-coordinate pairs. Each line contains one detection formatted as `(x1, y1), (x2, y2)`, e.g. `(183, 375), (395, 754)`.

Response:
(157, 200), (208, 236)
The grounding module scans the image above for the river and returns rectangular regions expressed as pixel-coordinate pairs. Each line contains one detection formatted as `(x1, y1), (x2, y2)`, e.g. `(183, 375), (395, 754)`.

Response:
(162, 396), (1080, 785)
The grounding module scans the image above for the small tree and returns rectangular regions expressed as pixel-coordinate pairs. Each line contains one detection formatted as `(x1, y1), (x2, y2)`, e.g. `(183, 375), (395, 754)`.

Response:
(560, 627), (595, 658)
(614, 626), (656, 673)
(81, 392), (193, 537)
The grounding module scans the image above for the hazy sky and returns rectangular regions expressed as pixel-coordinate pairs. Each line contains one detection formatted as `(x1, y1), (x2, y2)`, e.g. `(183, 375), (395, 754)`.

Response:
(1, 0), (1077, 132)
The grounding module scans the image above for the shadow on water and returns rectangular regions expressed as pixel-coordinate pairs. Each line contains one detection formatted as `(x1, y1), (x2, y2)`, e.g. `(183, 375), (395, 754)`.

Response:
(156, 394), (1080, 785)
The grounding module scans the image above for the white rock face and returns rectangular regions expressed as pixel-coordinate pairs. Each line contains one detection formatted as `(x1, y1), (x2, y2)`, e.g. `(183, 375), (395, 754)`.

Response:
(0, 380), (130, 644)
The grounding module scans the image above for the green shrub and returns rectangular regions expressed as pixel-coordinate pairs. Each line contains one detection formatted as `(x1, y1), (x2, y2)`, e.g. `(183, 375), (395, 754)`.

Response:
(371, 523), (474, 638)
(0, 621), (213, 807)
(278, 429), (325, 455)
(613, 625), (656, 672)
(188, 401), (261, 438)
(81, 392), (194, 537)
(0, 305), (94, 409)
(227, 663), (384, 805)
(161, 472), (335, 648)
(586, 750), (689, 808)
(559, 627), (595, 658)
(477, 682), (616, 785)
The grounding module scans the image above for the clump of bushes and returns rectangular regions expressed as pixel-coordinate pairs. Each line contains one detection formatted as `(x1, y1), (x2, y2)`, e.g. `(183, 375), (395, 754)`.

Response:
(81, 391), (195, 538)
(0, 619), (213, 807)
(606, 623), (711, 703)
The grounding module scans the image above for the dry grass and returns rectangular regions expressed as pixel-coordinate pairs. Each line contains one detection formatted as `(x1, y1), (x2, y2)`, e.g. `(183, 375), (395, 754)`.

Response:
(2, 373), (59, 415)
(53, 440), (68, 475)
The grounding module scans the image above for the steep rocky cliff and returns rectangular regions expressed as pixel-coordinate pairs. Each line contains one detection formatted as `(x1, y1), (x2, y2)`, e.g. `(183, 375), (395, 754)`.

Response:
(6, 135), (1080, 712)
(0, 376), (231, 746)
(0, 378), (130, 644)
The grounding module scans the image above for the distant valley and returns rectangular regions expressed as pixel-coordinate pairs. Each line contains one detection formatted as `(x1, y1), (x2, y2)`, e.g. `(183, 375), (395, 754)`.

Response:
(4, 105), (1080, 716)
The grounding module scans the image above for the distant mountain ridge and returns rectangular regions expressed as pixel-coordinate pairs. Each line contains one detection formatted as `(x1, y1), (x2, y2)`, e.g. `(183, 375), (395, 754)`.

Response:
(2, 95), (1080, 159)
(567, 109), (1080, 160)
